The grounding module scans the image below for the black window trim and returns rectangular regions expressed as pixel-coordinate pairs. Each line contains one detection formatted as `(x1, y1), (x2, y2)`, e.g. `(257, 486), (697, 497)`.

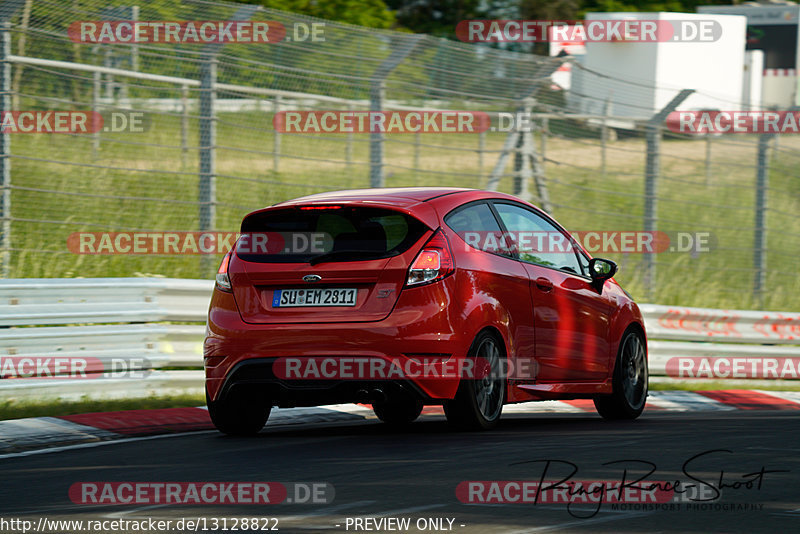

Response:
(488, 200), (593, 280)
(443, 200), (520, 262)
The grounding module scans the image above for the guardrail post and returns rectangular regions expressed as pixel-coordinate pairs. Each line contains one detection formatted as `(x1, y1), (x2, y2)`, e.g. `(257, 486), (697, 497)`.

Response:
(753, 133), (771, 308)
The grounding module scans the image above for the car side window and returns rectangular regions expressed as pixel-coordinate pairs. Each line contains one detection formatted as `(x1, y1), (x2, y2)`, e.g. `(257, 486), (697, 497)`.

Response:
(493, 203), (583, 274)
(444, 202), (511, 256)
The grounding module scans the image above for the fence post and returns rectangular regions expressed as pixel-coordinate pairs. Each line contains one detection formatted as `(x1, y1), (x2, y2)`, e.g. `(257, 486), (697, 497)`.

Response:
(198, 54), (217, 275)
(540, 117), (548, 167)
(601, 98), (611, 178)
(753, 134), (771, 307)
(513, 99), (533, 201)
(346, 103), (354, 170)
(369, 35), (423, 188)
(104, 47), (114, 100)
(181, 84), (189, 169)
(413, 131), (421, 182)
(0, 21), (11, 277)
(643, 123), (659, 301)
(273, 95), (281, 173)
(478, 130), (485, 181)
(643, 89), (694, 301)
(705, 135), (712, 186)
(368, 80), (384, 187)
(92, 71), (101, 160)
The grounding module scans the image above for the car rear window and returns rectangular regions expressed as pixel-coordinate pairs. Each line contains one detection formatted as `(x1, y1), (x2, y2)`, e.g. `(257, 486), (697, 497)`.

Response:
(237, 206), (428, 263)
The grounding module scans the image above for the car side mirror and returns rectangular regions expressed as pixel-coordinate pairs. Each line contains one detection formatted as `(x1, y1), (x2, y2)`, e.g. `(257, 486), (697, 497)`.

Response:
(588, 258), (617, 290)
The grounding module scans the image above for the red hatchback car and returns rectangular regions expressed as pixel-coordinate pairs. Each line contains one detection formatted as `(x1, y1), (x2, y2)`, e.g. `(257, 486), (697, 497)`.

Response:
(204, 188), (648, 434)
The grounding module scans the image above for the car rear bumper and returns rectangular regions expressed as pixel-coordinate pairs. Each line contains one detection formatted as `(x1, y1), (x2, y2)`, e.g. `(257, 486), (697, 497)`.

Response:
(204, 287), (466, 403)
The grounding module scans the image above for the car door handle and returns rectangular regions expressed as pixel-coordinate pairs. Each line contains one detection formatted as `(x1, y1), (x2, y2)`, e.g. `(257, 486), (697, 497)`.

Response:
(535, 277), (553, 292)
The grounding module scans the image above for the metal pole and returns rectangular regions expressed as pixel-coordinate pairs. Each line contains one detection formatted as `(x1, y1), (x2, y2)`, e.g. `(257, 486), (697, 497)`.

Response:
(199, 54), (217, 275)
(540, 117), (548, 167)
(92, 70), (101, 159)
(181, 84), (189, 169)
(514, 100), (533, 201)
(601, 99), (611, 178)
(486, 131), (520, 191)
(642, 89), (694, 301)
(643, 123), (660, 301)
(368, 35), (423, 188)
(273, 95), (281, 173)
(753, 134), (771, 307)
(705, 135), (712, 186)
(369, 80), (384, 187)
(104, 47), (114, 100)
(0, 22), (11, 277)
(413, 131), (420, 183)
(130, 5), (139, 71)
(346, 104), (353, 170)
(478, 130), (485, 181)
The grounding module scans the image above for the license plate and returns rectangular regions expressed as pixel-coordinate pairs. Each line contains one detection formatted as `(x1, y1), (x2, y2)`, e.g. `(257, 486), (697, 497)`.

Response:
(272, 288), (357, 307)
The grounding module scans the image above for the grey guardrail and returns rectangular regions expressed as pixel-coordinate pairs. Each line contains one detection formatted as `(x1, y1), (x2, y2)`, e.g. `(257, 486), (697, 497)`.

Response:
(0, 278), (212, 400)
(0, 278), (798, 400)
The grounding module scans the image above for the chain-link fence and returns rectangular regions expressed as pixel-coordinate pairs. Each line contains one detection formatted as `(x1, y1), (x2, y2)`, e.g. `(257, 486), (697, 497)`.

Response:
(1, 0), (798, 312)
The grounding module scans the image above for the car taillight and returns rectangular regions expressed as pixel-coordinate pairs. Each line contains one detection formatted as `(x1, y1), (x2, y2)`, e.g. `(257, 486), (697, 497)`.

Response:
(215, 250), (232, 292)
(407, 229), (454, 287)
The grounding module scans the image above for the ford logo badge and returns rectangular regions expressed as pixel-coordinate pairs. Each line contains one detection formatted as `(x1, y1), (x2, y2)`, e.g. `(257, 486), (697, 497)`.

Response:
(303, 274), (322, 283)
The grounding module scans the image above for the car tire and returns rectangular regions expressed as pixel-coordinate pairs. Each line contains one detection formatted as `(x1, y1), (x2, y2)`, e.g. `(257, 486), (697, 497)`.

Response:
(207, 389), (271, 436)
(372, 397), (424, 426)
(594, 328), (648, 420)
(444, 331), (506, 431)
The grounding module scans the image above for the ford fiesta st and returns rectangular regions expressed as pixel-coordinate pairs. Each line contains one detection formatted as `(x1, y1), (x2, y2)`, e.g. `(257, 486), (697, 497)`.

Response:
(204, 188), (648, 434)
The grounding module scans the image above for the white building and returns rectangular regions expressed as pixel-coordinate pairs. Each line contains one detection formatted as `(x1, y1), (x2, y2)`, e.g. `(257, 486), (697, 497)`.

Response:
(567, 12), (748, 120)
(698, 1), (800, 107)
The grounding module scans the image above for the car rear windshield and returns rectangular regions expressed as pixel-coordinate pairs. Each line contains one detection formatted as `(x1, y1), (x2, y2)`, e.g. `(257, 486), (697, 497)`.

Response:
(237, 206), (428, 263)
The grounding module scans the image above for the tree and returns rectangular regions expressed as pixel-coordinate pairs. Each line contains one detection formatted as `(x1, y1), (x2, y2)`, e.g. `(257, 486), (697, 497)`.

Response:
(235, 0), (396, 29)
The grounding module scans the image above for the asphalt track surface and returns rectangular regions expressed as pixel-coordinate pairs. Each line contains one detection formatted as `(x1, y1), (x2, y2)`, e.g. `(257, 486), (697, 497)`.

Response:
(0, 410), (798, 534)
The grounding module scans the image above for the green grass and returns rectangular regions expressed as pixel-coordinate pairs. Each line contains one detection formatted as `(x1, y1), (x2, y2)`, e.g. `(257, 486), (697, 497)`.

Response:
(0, 393), (205, 421)
(649, 381), (800, 392)
(7, 105), (800, 311)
